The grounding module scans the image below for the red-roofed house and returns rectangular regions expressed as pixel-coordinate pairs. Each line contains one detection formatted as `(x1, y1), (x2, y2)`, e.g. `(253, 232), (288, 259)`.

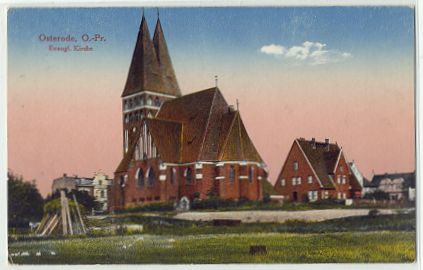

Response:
(274, 138), (362, 202)
(108, 15), (267, 210)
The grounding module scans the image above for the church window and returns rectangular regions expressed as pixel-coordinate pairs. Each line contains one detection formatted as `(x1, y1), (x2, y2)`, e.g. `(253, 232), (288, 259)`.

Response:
(154, 97), (161, 107)
(170, 168), (177, 185)
(147, 168), (155, 186)
(248, 166), (254, 183)
(185, 168), (193, 184)
(137, 168), (145, 187)
(229, 166), (235, 183)
(147, 97), (153, 106)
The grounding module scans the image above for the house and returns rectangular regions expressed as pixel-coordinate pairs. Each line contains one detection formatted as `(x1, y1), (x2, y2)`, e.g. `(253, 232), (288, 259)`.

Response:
(51, 172), (112, 211)
(274, 138), (362, 202)
(363, 172), (415, 201)
(108, 14), (267, 210)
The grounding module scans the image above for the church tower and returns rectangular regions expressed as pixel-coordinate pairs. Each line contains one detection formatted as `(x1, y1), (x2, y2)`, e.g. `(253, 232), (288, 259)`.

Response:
(121, 13), (181, 155)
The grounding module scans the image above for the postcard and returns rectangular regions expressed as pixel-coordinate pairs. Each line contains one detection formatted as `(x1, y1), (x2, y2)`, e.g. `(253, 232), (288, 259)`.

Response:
(5, 4), (417, 266)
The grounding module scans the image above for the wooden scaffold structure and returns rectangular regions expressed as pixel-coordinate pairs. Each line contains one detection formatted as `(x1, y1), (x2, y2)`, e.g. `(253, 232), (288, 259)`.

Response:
(35, 190), (87, 236)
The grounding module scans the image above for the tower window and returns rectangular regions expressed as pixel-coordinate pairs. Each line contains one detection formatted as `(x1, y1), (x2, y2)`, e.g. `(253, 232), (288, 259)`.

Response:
(147, 168), (155, 187)
(229, 166), (235, 183)
(137, 168), (145, 187)
(184, 168), (193, 185)
(154, 97), (161, 107)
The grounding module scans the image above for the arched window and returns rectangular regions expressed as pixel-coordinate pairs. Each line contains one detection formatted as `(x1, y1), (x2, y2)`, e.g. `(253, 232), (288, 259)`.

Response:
(119, 175), (126, 187)
(249, 166), (254, 183)
(147, 168), (156, 186)
(170, 168), (177, 185)
(154, 97), (161, 107)
(147, 97), (153, 106)
(184, 168), (192, 184)
(137, 168), (145, 187)
(229, 166), (235, 183)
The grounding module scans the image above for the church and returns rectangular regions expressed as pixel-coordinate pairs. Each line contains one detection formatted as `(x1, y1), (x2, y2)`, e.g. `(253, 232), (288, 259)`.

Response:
(108, 13), (268, 210)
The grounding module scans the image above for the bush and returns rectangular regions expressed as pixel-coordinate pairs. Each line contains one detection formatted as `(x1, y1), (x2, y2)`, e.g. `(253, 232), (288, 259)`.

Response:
(115, 202), (175, 213)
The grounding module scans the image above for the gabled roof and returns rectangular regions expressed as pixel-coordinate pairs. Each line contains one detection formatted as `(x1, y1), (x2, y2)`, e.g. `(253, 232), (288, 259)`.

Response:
(122, 15), (181, 98)
(349, 172), (363, 191)
(115, 87), (264, 172)
(365, 172), (415, 188)
(145, 118), (182, 163)
(296, 138), (342, 188)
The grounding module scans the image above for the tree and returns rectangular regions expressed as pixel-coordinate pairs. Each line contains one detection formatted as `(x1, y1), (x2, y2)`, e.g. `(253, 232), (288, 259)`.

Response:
(8, 171), (44, 229)
(45, 189), (99, 211)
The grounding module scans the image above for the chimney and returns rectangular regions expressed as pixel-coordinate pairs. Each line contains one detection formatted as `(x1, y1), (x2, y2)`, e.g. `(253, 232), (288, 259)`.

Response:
(311, 138), (316, 149)
(228, 105), (235, 113)
(325, 138), (330, 151)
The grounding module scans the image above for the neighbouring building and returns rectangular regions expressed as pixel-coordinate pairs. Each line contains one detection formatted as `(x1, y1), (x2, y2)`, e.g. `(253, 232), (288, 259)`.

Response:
(363, 172), (416, 201)
(274, 138), (362, 202)
(108, 14), (267, 210)
(51, 172), (112, 211)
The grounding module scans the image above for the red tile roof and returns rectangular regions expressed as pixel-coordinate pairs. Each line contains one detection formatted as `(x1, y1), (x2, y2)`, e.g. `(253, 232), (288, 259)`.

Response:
(296, 138), (341, 188)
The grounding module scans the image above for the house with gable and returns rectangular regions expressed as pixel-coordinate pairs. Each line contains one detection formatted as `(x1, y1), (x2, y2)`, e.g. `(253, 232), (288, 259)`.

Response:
(274, 138), (362, 202)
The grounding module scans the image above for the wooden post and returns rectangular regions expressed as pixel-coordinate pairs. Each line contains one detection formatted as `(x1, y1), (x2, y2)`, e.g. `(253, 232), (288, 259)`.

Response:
(60, 190), (68, 235)
(65, 197), (73, 235)
(73, 193), (87, 234)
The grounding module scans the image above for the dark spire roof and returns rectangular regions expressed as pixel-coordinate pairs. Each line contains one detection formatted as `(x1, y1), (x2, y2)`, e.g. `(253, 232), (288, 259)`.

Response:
(122, 14), (181, 97)
(153, 17), (181, 96)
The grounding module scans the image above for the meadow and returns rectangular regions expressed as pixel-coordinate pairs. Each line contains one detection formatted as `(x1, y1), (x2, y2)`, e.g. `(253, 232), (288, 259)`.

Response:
(8, 231), (415, 264)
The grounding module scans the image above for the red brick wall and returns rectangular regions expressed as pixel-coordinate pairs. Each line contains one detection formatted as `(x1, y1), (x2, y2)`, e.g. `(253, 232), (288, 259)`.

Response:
(109, 161), (264, 210)
(274, 141), (323, 202)
(332, 153), (352, 199)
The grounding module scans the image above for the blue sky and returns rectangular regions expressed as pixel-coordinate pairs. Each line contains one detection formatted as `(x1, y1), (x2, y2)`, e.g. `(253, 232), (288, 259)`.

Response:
(8, 7), (414, 71)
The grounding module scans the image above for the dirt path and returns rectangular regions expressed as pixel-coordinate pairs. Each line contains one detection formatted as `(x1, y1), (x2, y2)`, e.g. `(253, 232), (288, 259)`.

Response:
(174, 209), (398, 223)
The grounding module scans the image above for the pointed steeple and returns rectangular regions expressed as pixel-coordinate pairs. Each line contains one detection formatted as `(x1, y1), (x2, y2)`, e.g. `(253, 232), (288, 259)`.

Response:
(122, 12), (181, 97)
(153, 16), (181, 97)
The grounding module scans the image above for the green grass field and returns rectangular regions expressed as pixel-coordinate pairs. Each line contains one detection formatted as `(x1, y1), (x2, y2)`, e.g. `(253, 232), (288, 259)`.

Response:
(9, 231), (415, 264)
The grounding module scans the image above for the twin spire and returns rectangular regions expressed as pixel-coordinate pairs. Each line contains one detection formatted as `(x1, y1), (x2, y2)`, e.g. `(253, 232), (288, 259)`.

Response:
(122, 11), (181, 98)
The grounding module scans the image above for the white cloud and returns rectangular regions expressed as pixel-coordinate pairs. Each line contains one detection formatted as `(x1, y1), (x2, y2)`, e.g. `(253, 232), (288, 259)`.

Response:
(260, 41), (352, 65)
(260, 44), (286, 55)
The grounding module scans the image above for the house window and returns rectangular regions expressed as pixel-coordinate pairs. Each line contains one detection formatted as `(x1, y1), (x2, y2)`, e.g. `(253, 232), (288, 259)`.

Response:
(119, 175), (125, 187)
(170, 168), (177, 185)
(307, 176), (312, 184)
(297, 177), (302, 185)
(99, 180), (102, 186)
(339, 166), (344, 172)
(137, 168), (145, 187)
(281, 179), (286, 186)
(147, 168), (155, 186)
(294, 161), (299, 171)
(292, 177), (296, 186)
(342, 193), (347, 199)
(185, 168), (193, 184)
(229, 166), (235, 183)
(337, 192), (341, 199)
(342, 175), (346, 184)
(308, 191), (318, 202)
(100, 190), (105, 198)
(147, 97), (153, 106)
(337, 175), (341, 184)
(249, 166), (254, 183)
